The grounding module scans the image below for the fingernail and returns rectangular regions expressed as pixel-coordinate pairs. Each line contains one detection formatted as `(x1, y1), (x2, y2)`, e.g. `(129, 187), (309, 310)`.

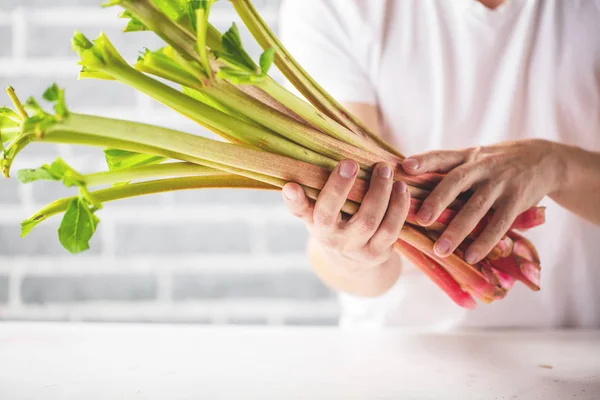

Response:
(339, 160), (357, 179)
(283, 187), (298, 201)
(398, 181), (408, 193)
(417, 204), (432, 224)
(465, 249), (478, 264)
(379, 165), (393, 179)
(435, 238), (451, 255)
(404, 158), (420, 171)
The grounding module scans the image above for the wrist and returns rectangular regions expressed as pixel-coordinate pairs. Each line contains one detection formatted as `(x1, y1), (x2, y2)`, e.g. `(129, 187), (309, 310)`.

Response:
(318, 240), (392, 271)
(545, 140), (571, 196)
(308, 237), (402, 297)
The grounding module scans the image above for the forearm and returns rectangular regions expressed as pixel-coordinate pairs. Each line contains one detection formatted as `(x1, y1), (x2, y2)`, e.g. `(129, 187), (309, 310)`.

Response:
(307, 237), (402, 298)
(550, 143), (600, 226)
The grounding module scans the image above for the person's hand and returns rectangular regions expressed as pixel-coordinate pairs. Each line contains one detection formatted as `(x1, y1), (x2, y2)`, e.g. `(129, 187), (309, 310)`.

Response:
(282, 160), (411, 268)
(402, 139), (564, 264)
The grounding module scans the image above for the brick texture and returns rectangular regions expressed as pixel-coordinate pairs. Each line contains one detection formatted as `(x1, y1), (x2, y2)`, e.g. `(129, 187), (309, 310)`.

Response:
(172, 270), (332, 301)
(21, 274), (157, 304)
(0, 0), (337, 325)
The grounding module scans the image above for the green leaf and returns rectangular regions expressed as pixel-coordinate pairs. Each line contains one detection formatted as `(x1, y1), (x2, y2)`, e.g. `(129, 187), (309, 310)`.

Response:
(21, 217), (42, 238)
(16, 166), (58, 183)
(135, 47), (202, 87)
(0, 107), (21, 127)
(71, 31), (94, 53)
(24, 97), (45, 115)
(101, 0), (123, 7)
(17, 158), (86, 187)
(72, 31), (127, 71)
(79, 67), (116, 81)
(104, 149), (166, 171)
(0, 107), (20, 151)
(220, 23), (257, 72)
(42, 84), (69, 118)
(58, 197), (100, 254)
(119, 10), (148, 32)
(151, 0), (187, 21)
(21, 114), (57, 136)
(259, 48), (277, 76)
(216, 67), (266, 85)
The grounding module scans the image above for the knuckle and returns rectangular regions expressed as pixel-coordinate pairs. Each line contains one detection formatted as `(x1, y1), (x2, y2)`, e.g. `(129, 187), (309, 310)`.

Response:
(451, 168), (470, 185)
(467, 146), (483, 161)
(378, 225), (398, 241)
(467, 194), (488, 213)
(357, 215), (380, 234)
(481, 156), (497, 168)
(492, 217), (511, 234)
(313, 210), (336, 227)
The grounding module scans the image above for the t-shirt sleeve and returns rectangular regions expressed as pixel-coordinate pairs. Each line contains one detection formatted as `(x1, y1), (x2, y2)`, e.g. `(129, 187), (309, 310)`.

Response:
(277, 0), (378, 105)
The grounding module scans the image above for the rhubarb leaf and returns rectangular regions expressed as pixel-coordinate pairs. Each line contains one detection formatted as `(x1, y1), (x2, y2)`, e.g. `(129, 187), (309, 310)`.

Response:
(21, 113), (57, 137)
(259, 48), (276, 76)
(217, 23), (257, 72)
(17, 158), (86, 187)
(24, 97), (45, 115)
(135, 47), (201, 87)
(72, 32), (128, 71)
(0, 107), (21, 127)
(79, 67), (116, 81)
(42, 83), (69, 119)
(119, 10), (148, 32)
(101, 0), (123, 7)
(58, 197), (100, 254)
(216, 67), (266, 85)
(0, 107), (20, 151)
(16, 166), (56, 183)
(151, 0), (188, 22)
(21, 217), (42, 238)
(104, 149), (166, 171)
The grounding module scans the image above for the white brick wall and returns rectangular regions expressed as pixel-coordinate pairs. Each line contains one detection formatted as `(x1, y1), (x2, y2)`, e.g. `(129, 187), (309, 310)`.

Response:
(0, 0), (339, 325)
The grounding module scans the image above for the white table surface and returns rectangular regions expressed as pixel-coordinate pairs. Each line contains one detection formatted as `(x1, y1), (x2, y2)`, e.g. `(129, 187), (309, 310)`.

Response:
(0, 322), (598, 400)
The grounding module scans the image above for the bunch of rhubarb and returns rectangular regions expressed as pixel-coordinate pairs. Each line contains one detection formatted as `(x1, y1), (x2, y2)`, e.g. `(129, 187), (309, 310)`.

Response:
(0, 0), (544, 309)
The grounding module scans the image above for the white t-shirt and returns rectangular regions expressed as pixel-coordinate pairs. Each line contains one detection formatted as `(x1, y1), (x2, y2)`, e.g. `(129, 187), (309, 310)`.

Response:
(279, 0), (600, 329)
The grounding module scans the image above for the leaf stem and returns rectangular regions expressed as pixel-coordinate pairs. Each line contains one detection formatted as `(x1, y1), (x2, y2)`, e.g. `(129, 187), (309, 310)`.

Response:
(231, 0), (403, 157)
(96, 60), (340, 172)
(5, 87), (29, 119)
(84, 162), (220, 186)
(23, 174), (278, 231)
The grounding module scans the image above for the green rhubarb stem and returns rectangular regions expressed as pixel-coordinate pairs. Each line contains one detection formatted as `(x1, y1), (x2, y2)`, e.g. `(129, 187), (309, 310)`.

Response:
(120, 0), (200, 65)
(24, 174), (278, 230)
(97, 60), (340, 172)
(35, 114), (369, 208)
(257, 78), (371, 150)
(231, 0), (404, 158)
(1, 134), (33, 177)
(44, 127), (360, 216)
(117, 0), (382, 157)
(39, 129), (288, 190)
(84, 162), (221, 186)
(203, 81), (387, 178)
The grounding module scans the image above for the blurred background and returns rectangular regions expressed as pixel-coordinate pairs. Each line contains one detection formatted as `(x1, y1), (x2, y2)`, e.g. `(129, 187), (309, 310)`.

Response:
(0, 0), (339, 325)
